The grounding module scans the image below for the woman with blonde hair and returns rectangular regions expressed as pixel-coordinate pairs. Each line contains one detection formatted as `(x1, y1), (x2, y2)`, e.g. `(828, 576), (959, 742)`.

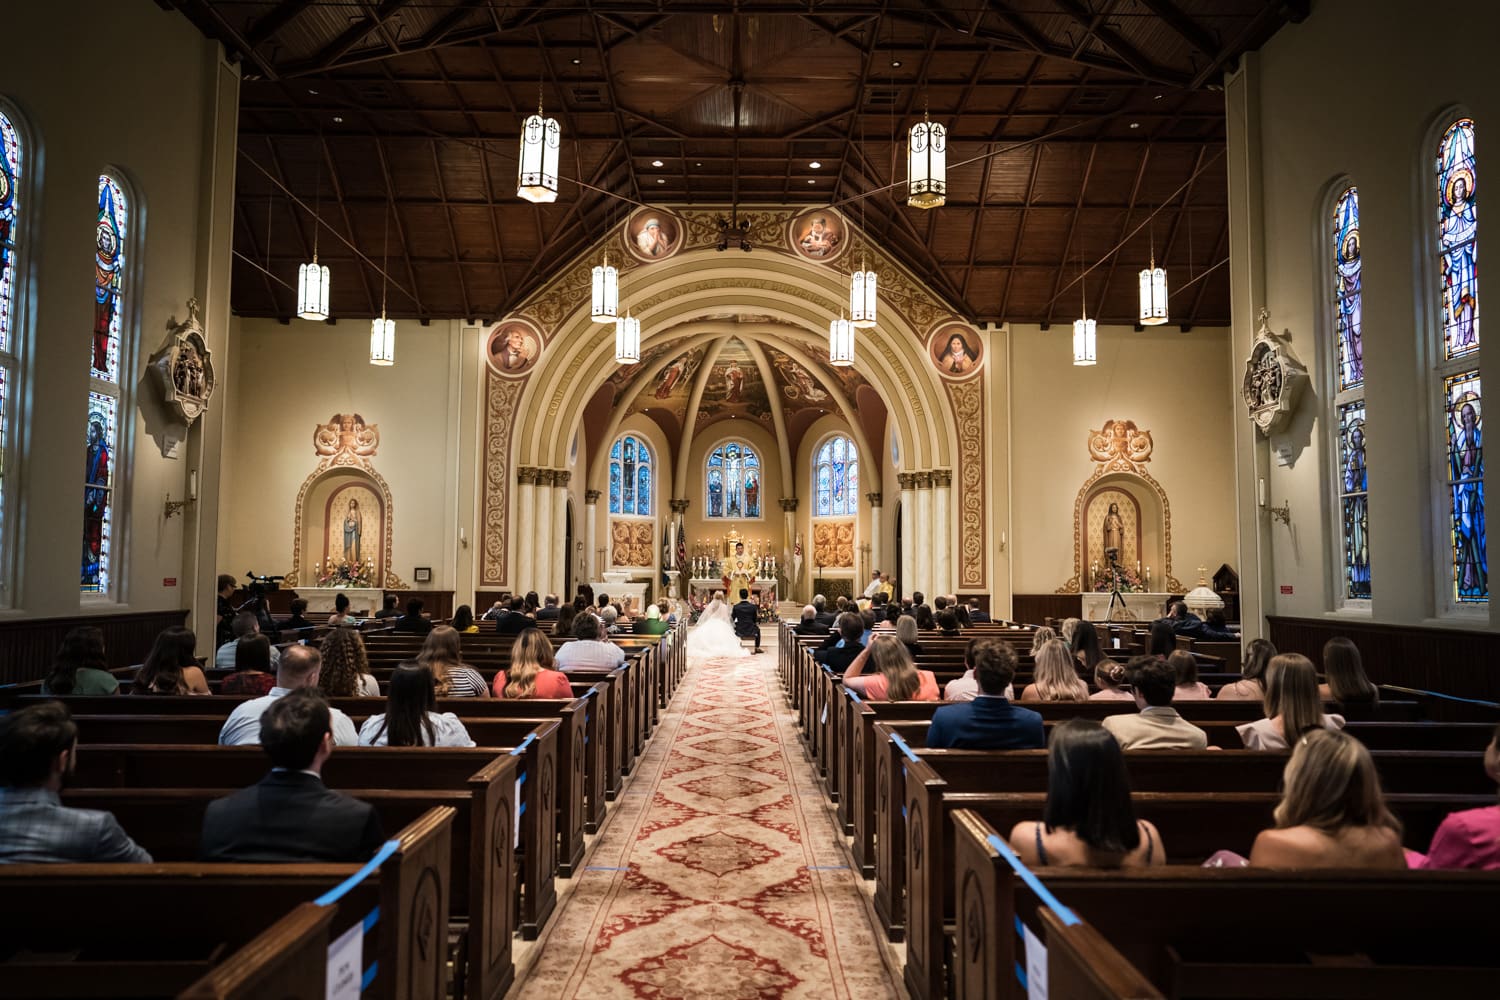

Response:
(495, 629), (573, 699)
(1249, 729), (1404, 869)
(1089, 660), (1134, 701)
(318, 627), (380, 697)
(1059, 618), (1082, 649)
(1028, 626), (1058, 657)
(1020, 639), (1090, 703)
(1237, 653), (1344, 750)
(417, 625), (490, 697)
(896, 615), (923, 657)
(1215, 637), (1276, 700)
(842, 634), (939, 701)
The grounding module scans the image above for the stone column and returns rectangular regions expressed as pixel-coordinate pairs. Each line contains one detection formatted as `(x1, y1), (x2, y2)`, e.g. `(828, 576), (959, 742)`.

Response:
(533, 470), (554, 598)
(866, 492), (883, 584)
(914, 472), (934, 601)
(515, 467), (538, 592)
(780, 497), (798, 602)
(584, 489), (601, 581)
(898, 473), (917, 600)
(933, 470), (952, 598)
(552, 471), (570, 601)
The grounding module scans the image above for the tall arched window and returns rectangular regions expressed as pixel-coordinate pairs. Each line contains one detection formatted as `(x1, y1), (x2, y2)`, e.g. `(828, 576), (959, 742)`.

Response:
(706, 440), (761, 519)
(608, 434), (652, 516)
(0, 105), (23, 604)
(1330, 185), (1369, 603)
(83, 174), (129, 596)
(1433, 117), (1483, 607)
(814, 434), (859, 517)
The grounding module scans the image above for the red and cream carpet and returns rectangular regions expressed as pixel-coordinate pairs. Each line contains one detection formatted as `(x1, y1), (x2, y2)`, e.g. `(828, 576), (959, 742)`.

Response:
(510, 641), (905, 999)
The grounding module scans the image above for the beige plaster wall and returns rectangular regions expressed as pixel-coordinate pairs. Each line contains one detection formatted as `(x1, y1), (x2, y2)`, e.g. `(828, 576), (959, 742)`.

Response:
(1239, 0), (1500, 628)
(1, 2), (236, 619)
(1008, 322), (1238, 596)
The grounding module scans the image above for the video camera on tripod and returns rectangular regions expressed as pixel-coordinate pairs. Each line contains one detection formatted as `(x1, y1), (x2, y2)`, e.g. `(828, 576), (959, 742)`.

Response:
(237, 571), (286, 611)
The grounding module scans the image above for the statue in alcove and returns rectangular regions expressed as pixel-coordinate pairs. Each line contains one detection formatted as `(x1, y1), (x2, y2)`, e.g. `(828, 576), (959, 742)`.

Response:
(342, 498), (363, 567)
(1103, 502), (1124, 556)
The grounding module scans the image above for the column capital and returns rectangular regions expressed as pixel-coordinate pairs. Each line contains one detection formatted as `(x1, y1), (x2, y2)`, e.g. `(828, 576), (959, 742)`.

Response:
(555, 470), (572, 487)
(670, 498), (691, 514)
(897, 473), (918, 490)
(932, 470), (952, 488)
(518, 466), (539, 486)
(865, 492), (883, 507)
(584, 489), (602, 504)
(536, 469), (556, 487)
(915, 472), (934, 489)
(779, 497), (799, 512)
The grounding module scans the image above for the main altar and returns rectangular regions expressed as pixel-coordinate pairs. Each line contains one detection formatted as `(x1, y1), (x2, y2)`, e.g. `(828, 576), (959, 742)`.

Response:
(686, 528), (778, 606)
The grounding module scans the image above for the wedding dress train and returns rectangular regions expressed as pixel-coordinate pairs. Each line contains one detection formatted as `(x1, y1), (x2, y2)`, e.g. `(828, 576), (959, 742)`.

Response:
(686, 598), (749, 663)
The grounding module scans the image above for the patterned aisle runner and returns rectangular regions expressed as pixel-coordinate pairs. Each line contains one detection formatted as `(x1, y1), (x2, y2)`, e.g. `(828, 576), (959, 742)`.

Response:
(511, 640), (905, 999)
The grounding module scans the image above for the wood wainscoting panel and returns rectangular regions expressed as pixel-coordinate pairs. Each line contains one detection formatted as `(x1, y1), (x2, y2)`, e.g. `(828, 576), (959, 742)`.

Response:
(0, 609), (189, 685)
(1012, 594), (1083, 626)
(1268, 615), (1500, 704)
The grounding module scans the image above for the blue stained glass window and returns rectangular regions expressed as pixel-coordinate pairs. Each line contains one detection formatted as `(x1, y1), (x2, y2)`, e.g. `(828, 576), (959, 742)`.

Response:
(1439, 119), (1478, 360)
(1445, 370), (1486, 602)
(0, 110), (19, 357)
(1333, 187), (1364, 391)
(706, 441), (762, 519)
(608, 434), (651, 516)
(82, 392), (117, 594)
(1337, 402), (1370, 600)
(84, 174), (128, 596)
(813, 435), (859, 518)
(93, 176), (126, 382)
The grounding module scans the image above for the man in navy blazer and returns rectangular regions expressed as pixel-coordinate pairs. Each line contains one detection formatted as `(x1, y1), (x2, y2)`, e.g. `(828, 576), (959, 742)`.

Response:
(926, 639), (1044, 750)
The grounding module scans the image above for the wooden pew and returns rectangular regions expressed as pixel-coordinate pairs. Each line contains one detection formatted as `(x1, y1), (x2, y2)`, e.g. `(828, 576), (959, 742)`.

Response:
(178, 902), (334, 1000)
(0, 807), (452, 1000)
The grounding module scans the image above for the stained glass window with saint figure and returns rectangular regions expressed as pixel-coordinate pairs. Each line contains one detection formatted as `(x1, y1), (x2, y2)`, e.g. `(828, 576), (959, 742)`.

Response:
(93, 176), (126, 381)
(1333, 187), (1364, 390)
(706, 441), (761, 518)
(0, 109), (21, 579)
(1337, 402), (1370, 599)
(82, 392), (117, 594)
(1439, 119), (1478, 360)
(815, 435), (859, 518)
(84, 174), (128, 596)
(608, 434), (652, 516)
(1445, 371), (1486, 603)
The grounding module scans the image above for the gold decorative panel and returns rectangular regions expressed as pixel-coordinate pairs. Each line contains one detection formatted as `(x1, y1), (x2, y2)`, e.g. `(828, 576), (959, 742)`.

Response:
(947, 379), (987, 588)
(813, 521), (855, 568)
(610, 520), (654, 568)
(481, 375), (525, 585)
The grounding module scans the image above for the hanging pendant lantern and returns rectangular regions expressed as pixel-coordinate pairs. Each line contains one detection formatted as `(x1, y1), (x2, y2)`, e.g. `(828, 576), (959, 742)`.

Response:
(615, 313), (641, 365)
(591, 252), (618, 323)
(829, 314), (856, 367)
(1073, 316), (1098, 366)
(907, 114), (947, 209)
(1138, 256), (1169, 326)
(850, 259), (878, 328)
(297, 255), (329, 321)
(369, 314), (395, 366)
(517, 106), (560, 204)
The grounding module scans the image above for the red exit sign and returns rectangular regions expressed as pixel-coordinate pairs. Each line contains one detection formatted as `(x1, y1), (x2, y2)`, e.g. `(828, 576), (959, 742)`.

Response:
(1279, 584), (1293, 595)
(163, 578), (177, 588)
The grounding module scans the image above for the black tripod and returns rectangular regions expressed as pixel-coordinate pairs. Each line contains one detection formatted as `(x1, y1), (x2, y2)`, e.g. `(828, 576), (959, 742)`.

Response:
(1105, 555), (1134, 622)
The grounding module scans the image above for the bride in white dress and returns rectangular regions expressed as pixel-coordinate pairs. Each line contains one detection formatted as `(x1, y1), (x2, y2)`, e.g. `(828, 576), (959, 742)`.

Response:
(687, 591), (749, 664)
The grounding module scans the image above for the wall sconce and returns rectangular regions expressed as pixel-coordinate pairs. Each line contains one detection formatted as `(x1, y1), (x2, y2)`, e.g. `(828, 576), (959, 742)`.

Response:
(1268, 499), (1292, 525)
(164, 470), (199, 520)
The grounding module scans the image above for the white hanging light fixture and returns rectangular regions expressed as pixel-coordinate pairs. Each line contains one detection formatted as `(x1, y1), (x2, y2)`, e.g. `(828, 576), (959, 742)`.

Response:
(370, 199), (395, 365)
(517, 87), (560, 204)
(829, 313), (856, 367)
(1073, 260), (1097, 366)
(615, 312), (641, 365)
(1138, 228), (1168, 325)
(850, 257), (878, 328)
(907, 112), (946, 209)
(297, 160), (329, 320)
(591, 251), (618, 323)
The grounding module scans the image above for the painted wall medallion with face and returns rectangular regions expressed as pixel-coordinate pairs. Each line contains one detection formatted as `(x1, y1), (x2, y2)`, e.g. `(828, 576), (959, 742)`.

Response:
(486, 319), (543, 377)
(623, 207), (682, 263)
(929, 323), (983, 379)
(788, 208), (846, 264)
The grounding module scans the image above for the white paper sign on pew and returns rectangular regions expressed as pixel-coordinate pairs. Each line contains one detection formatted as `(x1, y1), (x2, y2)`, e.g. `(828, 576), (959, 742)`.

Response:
(1023, 923), (1048, 1000)
(327, 920), (363, 1000)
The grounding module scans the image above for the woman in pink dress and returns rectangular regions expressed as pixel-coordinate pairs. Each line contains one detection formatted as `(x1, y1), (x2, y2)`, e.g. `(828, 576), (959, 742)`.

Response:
(842, 635), (938, 701)
(1415, 722), (1500, 870)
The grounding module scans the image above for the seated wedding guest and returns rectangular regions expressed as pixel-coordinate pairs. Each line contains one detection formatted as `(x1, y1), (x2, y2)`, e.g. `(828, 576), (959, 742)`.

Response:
(393, 598), (434, 635)
(933, 595), (949, 612)
(360, 664), (476, 747)
(897, 615), (924, 657)
(812, 595), (836, 628)
(1318, 637), (1379, 708)
(42, 626), (119, 696)
(374, 594), (401, 619)
(536, 595), (561, 621)
(597, 593), (611, 610)
(928, 641), (1042, 750)
(967, 598), (991, 623)
(795, 605), (829, 636)
(1059, 617), (1082, 649)
(945, 636), (1016, 702)
(814, 613), (867, 672)
(935, 609), (962, 637)
(914, 604), (936, 631)
(284, 598), (315, 632)
(1008, 719), (1166, 869)
(524, 591), (541, 615)
(452, 604), (479, 634)
(555, 602), (578, 637)
(554, 613), (626, 671)
(497, 596), (539, 635)
(1073, 620), (1107, 678)
(1168, 650), (1213, 700)
(220, 645), (360, 746)
(418, 626), (490, 697)
(215, 612), (283, 672)
(1028, 626), (1058, 658)
(1090, 661), (1135, 701)
(1248, 729), (1404, 870)
(318, 627), (381, 697)
(327, 592), (355, 626)
(1165, 600), (1237, 641)
(133, 626), (210, 696)
(0, 702), (152, 863)
(1103, 657), (1209, 750)
(576, 583), (595, 607)
(1415, 722), (1500, 870)
(220, 634), (276, 696)
(954, 604), (973, 628)
(862, 569), (884, 600)
(496, 630), (574, 699)
(202, 691), (384, 863)
(912, 591), (926, 608)
(842, 635), (939, 702)
(600, 605), (622, 635)
(1237, 654), (1345, 750)
(481, 600), (507, 622)
(634, 604), (670, 636)
(1147, 619), (1177, 659)
(1216, 637), (1277, 701)
(874, 602), (902, 631)
(1019, 639), (1090, 703)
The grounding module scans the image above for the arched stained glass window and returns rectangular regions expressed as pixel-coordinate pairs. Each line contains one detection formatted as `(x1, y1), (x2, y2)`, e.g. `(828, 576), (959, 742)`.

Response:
(814, 435), (859, 518)
(1329, 185), (1369, 603)
(608, 434), (652, 516)
(0, 106), (21, 602)
(1434, 118), (1484, 606)
(83, 174), (129, 595)
(706, 441), (761, 519)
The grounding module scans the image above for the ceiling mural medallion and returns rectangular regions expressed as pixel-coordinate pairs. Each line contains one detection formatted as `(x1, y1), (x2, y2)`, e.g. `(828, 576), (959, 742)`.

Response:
(486, 318), (544, 377)
(1242, 306), (1307, 435)
(928, 322), (983, 380)
(788, 207), (847, 264)
(623, 206), (683, 264)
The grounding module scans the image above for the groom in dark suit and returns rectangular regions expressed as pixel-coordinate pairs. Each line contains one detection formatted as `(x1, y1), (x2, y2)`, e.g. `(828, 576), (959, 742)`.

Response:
(732, 589), (763, 653)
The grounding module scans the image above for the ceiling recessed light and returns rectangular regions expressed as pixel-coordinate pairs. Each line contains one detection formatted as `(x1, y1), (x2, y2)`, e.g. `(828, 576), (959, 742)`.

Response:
(572, 57), (581, 65)
(892, 60), (902, 67)
(695, 162), (702, 167)
(651, 159), (664, 167)
(332, 116), (343, 123)
(809, 161), (822, 169)
(1129, 121), (1141, 129)
(808, 179), (816, 184)
(308, 88), (319, 95)
(657, 178), (666, 184)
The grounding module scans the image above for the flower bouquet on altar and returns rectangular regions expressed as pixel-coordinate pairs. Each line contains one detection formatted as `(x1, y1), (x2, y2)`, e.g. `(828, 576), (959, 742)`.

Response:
(1091, 562), (1145, 593)
(313, 557), (376, 588)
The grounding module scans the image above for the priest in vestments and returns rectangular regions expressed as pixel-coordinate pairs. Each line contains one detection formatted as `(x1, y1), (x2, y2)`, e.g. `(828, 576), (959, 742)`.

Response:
(722, 542), (757, 600)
